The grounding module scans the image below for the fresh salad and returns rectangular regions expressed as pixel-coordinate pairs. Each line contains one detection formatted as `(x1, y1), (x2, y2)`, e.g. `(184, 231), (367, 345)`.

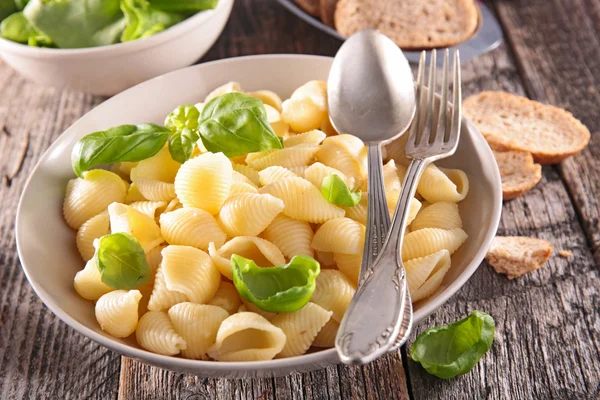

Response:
(0, 0), (218, 49)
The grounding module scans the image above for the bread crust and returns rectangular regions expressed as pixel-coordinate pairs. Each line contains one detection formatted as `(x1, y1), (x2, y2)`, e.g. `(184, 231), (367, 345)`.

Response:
(486, 236), (553, 279)
(493, 149), (542, 200)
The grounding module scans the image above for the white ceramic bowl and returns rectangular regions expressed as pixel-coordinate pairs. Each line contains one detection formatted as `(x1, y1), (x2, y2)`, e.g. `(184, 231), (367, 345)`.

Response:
(0, 0), (234, 96)
(16, 55), (502, 378)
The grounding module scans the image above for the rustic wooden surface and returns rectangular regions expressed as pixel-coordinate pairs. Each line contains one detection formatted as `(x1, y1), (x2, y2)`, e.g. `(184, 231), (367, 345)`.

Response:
(0, 0), (598, 399)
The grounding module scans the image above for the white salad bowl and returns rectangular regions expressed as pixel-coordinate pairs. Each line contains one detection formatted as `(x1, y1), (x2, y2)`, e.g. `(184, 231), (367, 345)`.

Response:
(0, 0), (234, 96)
(16, 54), (502, 378)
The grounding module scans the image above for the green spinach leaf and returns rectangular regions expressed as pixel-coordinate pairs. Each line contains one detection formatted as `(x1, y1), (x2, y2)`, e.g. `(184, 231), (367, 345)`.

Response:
(168, 127), (199, 163)
(120, 0), (185, 42)
(410, 311), (495, 379)
(23, 0), (125, 48)
(231, 254), (320, 313)
(71, 123), (170, 177)
(198, 93), (283, 158)
(321, 174), (361, 206)
(148, 0), (218, 12)
(95, 232), (151, 290)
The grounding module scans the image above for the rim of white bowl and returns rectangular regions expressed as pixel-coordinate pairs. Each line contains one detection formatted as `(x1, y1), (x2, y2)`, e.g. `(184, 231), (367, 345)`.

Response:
(0, 0), (232, 59)
(15, 54), (502, 373)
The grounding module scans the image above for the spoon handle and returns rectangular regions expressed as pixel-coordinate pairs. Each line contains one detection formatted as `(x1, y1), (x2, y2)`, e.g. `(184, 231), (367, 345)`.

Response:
(336, 156), (428, 364)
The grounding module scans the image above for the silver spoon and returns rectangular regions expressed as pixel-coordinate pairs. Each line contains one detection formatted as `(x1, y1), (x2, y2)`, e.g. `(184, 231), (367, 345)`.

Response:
(328, 29), (416, 364)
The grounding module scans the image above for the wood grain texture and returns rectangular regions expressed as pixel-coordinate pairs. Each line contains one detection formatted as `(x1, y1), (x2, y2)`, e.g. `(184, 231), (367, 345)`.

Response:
(0, 65), (119, 399)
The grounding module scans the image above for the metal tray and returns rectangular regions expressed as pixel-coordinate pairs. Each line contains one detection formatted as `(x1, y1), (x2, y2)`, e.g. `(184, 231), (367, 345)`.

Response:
(276, 0), (503, 64)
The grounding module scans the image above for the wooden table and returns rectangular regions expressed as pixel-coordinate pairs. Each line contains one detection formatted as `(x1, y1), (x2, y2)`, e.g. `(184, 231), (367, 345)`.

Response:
(1, 1), (599, 399)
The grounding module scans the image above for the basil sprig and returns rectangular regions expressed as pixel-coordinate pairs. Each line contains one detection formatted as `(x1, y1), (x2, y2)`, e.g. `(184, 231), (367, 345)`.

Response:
(410, 311), (495, 379)
(165, 104), (202, 163)
(95, 233), (151, 290)
(321, 174), (362, 206)
(231, 254), (320, 313)
(71, 123), (170, 177)
(198, 93), (283, 158)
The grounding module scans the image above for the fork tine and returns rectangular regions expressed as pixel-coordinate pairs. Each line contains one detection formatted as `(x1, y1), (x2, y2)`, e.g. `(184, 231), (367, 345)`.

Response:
(445, 50), (462, 152)
(433, 49), (449, 144)
(418, 50), (436, 146)
(409, 51), (426, 147)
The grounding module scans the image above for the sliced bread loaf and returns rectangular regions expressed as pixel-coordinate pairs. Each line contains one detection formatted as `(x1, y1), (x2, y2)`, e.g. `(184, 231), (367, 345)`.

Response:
(493, 149), (542, 200)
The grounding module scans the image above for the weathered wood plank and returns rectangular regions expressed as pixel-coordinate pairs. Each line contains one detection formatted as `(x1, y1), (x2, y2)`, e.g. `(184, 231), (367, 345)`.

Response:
(0, 64), (120, 399)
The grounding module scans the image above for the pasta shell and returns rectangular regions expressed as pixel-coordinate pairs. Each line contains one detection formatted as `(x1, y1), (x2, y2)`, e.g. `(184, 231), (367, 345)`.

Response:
(159, 207), (227, 251)
(283, 130), (327, 147)
(204, 81), (242, 103)
(95, 290), (142, 338)
(265, 104), (290, 137)
(174, 152), (232, 214)
(136, 311), (186, 355)
(281, 97), (327, 132)
(410, 202), (463, 231)
(207, 312), (286, 362)
(259, 177), (345, 223)
(208, 281), (242, 315)
(417, 164), (469, 203)
(63, 169), (126, 230)
(129, 201), (167, 220)
(208, 236), (285, 280)
(311, 270), (356, 323)
(74, 258), (113, 301)
(312, 318), (339, 348)
(258, 166), (299, 186)
(404, 250), (451, 298)
(131, 178), (175, 202)
(261, 214), (314, 259)
(333, 253), (362, 285)
(271, 303), (332, 358)
(76, 212), (110, 261)
(130, 147), (180, 201)
(248, 89), (283, 111)
(124, 183), (147, 203)
(168, 303), (229, 360)
(314, 250), (336, 269)
(312, 218), (365, 255)
(232, 170), (258, 187)
(315, 134), (366, 181)
(232, 163), (261, 186)
(108, 203), (164, 253)
(304, 162), (354, 189)
(218, 193), (284, 237)
(161, 246), (221, 304)
(230, 181), (259, 195)
(402, 228), (468, 261)
(342, 192), (367, 225)
(147, 264), (188, 312)
(246, 146), (318, 170)
(241, 298), (278, 321)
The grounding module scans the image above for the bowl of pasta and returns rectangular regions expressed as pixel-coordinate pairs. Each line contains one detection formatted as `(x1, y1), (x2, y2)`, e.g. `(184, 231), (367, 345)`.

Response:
(16, 54), (502, 377)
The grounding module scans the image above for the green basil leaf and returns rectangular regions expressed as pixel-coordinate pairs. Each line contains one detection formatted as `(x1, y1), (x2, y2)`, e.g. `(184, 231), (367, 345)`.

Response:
(71, 123), (170, 178)
(120, 0), (185, 42)
(231, 254), (320, 313)
(95, 232), (151, 290)
(321, 174), (362, 206)
(168, 127), (199, 163)
(15, 0), (31, 11)
(148, 0), (218, 12)
(0, 12), (38, 44)
(0, 0), (17, 20)
(410, 311), (495, 379)
(164, 104), (201, 133)
(198, 93), (283, 158)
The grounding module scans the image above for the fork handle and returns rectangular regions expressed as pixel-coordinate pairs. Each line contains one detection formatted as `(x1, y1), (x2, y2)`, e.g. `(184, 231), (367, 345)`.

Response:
(336, 157), (429, 364)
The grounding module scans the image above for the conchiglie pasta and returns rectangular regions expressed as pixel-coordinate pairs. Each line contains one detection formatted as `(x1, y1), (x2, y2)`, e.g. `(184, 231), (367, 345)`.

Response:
(147, 264), (188, 312)
(282, 97), (327, 133)
(232, 170), (258, 188)
(312, 218), (365, 255)
(218, 193), (284, 237)
(168, 303), (229, 360)
(136, 311), (187, 356)
(241, 298), (278, 321)
(174, 152), (232, 214)
(108, 203), (164, 252)
(304, 162), (354, 189)
(402, 228), (468, 261)
(204, 81), (242, 103)
(283, 130), (327, 148)
(312, 318), (339, 348)
(63, 169), (127, 229)
(208, 236), (285, 280)
(76, 212), (110, 261)
(208, 281), (242, 315)
(129, 201), (167, 220)
(410, 202), (462, 231)
(230, 181), (259, 195)
(259, 177), (345, 223)
(130, 147), (180, 201)
(159, 207), (227, 251)
(124, 183), (147, 203)
(207, 312), (286, 362)
(417, 164), (469, 203)
(311, 270), (356, 323)
(265, 104), (290, 137)
(258, 166), (299, 186)
(246, 146), (318, 170)
(232, 163), (261, 186)
(271, 303), (332, 358)
(248, 89), (283, 111)
(261, 214), (314, 259)
(95, 290), (141, 338)
(315, 250), (336, 269)
(333, 252), (362, 285)
(161, 245), (221, 304)
(315, 134), (366, 182)
(404, 250), (451, 302)
(342, 193), (367, 225)
(74, 258), (113, 301)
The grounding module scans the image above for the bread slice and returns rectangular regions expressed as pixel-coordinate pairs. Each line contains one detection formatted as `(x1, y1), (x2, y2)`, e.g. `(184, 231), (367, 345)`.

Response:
(464, 91), (590, 164)
(334, 0), (479, 49)
(486, 236), (553, 279)
(296, 0), (321, 16)
(493, 149), (542, 200)
(320, 0), (339, 26)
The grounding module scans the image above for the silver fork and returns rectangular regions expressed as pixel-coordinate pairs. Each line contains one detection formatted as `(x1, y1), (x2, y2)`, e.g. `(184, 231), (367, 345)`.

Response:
(336, 49), (462, 364)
